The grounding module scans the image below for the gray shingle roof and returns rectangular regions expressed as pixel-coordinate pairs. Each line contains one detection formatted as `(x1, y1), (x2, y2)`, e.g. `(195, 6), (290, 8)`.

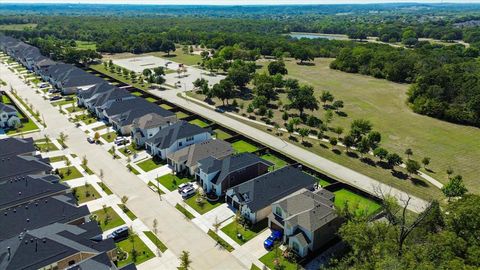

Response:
(0, 222), (115, 270)
(277, 188), (337, 232)
(108, 98), (175, 127)
(0, 155), (52, 182)
(77, 82), (117, 99)
(146, 120), (209, 149)
(229, 166), (317, 212)
(0, 194), (90, 240)
(0, 174), (67, 210)
(167, 139), (233, 169)
(132, 112), (176, 130)
(0, 138), (35, 158)
(0, 102), (17, 113)
(198, 153), (272, 185)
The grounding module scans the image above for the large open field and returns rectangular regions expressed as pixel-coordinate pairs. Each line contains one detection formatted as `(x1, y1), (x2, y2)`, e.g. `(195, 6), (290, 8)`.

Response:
(281, 58), (479, 192)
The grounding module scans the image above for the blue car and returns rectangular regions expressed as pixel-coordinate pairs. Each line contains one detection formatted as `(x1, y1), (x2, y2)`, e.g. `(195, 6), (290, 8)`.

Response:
(264, 230), (283, 250)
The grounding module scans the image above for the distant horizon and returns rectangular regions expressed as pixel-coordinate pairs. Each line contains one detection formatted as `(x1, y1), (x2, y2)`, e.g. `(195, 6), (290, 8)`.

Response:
(2, 0), (480, 6)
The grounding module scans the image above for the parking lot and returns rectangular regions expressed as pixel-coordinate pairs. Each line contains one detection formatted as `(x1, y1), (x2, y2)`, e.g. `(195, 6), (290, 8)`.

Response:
(112, 55), (225, 91)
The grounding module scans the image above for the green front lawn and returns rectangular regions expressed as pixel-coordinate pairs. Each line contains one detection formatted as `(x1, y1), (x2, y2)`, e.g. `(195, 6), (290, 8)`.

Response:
(92, 206), (125, 231)
(131, 91), (143, 97)
(221, 219), (268, 245)
(184, 193), (222, 215)
(35, 142), (59, 152)
(127, 164), (140, 175)
(156, 174), (191, 191)
(75, 114), (98, 125)
(136, 158), (164, 172)
(92, 125), (107, 131)
(143, 231), (168, 252)
(207, 230), (234, 252)
(116, 235), (154, 267)
(48, 155), (68, 163)
(175, 203), (195, 220)
(334, 189), (382, 217)
(260, 154), (288, 171)
(189, 118), (210, 128)
(73, 184), (101, 204)
(58, 166), (83, 181)
(101, 131), (117, 142)
(318, 177), (333, 187)
(81, 164), (94, 175)
(51, 98), (77, 107)
(159, 103), (173, 110)
(231, 140), (259, 153)
(99, 182), (113, 195)
(260, 247), (298, 270)
(119, 144), (137, 157)
(175, 111), (190, 119)
(118, 204), (137, 220)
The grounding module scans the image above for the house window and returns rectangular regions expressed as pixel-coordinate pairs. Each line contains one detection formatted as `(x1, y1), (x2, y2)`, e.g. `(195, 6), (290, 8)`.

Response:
(178, 141), (183, 147)
(292, 241), (300, 253)
(186, 136), (194, 142)
(275, 207), (282, 217)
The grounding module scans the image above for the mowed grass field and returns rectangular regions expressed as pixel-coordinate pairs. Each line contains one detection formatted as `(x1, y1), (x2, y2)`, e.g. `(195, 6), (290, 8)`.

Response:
(282, 58), (479, 193)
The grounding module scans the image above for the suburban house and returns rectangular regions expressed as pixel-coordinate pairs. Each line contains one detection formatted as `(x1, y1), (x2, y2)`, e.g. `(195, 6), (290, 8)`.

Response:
(88, 88), (134, 118)
(0, 174), (67, 211)
(197, 153), (272, 196)
(0, 222), (118, 270)
(225, 166), (317, 224)
(0, 154), (52, 182)
(32, 56), (56, 74)
(0, 137), (37, 158)
(167, 139), (233, 175)
(77, 82), (119, 107)
(37, 63), (104, 94)
(269, 188), (343, 258)
(131, 112), (178, 147)
(145, 120), (211, 159)
(103, 98), (175, 135)
(0, 101), (20, 129)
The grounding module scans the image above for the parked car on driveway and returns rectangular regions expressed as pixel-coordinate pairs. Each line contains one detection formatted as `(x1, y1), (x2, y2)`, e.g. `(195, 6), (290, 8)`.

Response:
(114, 137), (129, 146)
(264, 230), (283, 250)
(106, 226), (129, 242)
(177, 182), (193, 193)
(48, 88), (60, 93)
(50, 95), (62, 101)
(87, 137), (95, 144)
(180, 186), (196, 199)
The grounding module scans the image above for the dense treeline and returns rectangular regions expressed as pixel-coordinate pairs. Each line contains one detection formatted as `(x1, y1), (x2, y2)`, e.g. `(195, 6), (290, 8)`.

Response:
(331, 42), (480, 127)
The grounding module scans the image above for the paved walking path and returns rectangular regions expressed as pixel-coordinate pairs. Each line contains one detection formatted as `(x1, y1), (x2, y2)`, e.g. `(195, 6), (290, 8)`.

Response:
(152, 89), (430, 213)
(0, 63), (248, 270)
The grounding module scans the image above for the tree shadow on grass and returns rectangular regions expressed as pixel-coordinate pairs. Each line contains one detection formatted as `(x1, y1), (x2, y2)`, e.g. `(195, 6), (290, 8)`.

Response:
(425, 168), (436, 174)
(335, 111), (348, 117)
(376, 161), (392, 170)
(301, 141), (312, 148)
(391, 170), (408, 180)
(360, 157), (377, 167)
(288, 136), (298, 142)
(332, 149), (342, 155)
(296, 61), (316, 66)
(346, 151), (359, 159)
(411, 177), (429, 187)
(319, 143), (329, 149)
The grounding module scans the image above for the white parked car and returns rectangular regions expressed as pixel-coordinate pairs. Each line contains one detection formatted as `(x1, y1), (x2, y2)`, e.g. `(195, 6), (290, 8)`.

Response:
(114, 137), (129, 146)
(180, 186), (196, 199)
(177, 182), (193, 193)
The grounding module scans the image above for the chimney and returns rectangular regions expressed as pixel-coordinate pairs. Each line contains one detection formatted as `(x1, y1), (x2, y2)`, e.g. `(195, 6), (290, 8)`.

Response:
(7, 247), (11, 260)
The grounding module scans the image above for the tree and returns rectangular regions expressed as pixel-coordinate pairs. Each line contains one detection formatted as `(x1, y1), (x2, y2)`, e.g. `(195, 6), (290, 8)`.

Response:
(422, 157), (431, 169)
(373, 147), (389, 161)
(343, 135), (355, 153)
(350, 119), (372, 142)
(292, 46), (314, 64)
(405, 159), (420, 178)
(446, 167), (454, 179)
(287, 84), (319, 117)
(387, 153), (403, 169)
(121, 195), (129, 212)
(267, 61), (288, 75)
(281, 111), (289, 124)
(329, 137), (338, 149)
(94, 132), (100, 142)
(81, 155), (88, 167)
(405, 148), (413, 160)
(227, 63), (252, 90)
(298, 128), (310, 143)
(142, 68), (152, 77)
(357, 137), (370, 158)
(333, 126), (343, 139)
(332, 100), (344, 112)
(320, 90), (334, 106)
(58, 132), (68, 149)
(161, 40), (175, 56)
(367, 131), (382, 149)
(442, 175), (468, 201)
(178, 250), (192, 270)
(211, 79), (235, 106)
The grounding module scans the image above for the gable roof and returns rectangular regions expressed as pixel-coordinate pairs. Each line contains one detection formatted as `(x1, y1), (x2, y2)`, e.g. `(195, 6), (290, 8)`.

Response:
(91, 87), (132, 109)
(0, 102), (17, 114)
(229, 166), (317, 212)
(277, 188), (338, 232)
(167, 139), (233, 169)
(77, 82), (117, 99)
(0, 155), (52, 182)
(146, 120), (209, 149)
(0, 222), (115, 270)
(132, 112), (176, 130)
(60, 73), (104, 88)
(108, 98), (174, 127)
(0, 138), (35, 159)
(0, 194), (90, 240)
(198, 153), (272, 185)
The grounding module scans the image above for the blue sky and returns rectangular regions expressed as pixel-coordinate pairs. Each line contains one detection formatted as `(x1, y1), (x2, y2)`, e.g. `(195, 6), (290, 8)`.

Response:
(1, 0), (480, 5)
